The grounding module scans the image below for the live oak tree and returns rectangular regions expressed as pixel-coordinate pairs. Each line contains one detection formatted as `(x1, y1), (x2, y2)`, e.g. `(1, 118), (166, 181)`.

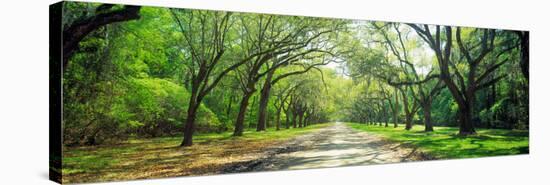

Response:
(374, 84), (400, 127)
(255, 55), (337, 131)
(372, 23), (444, 131)
(398, 87), (420, 130)
(391, 87), (401, 127)
(170, 9), (243, 146)
(291, 71), (328, 127)
(272, 81), (304, 130)
(232, 15), (341, 136)
(170, 10), (317, 145)
(254, 19), (346, 132)
(407, 24), (519, 135)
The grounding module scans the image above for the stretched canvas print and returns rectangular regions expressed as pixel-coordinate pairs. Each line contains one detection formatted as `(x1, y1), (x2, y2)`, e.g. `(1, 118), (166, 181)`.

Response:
(50, 1), (530, 184)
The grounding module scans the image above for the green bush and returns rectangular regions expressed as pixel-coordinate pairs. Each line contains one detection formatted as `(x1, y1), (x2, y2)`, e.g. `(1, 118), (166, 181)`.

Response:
(117, 78), (226, 137)
(63, 78), (225, 146)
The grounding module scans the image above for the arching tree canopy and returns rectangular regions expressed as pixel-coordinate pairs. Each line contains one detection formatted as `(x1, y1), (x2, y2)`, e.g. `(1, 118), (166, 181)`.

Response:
(60, 2), (528, 146)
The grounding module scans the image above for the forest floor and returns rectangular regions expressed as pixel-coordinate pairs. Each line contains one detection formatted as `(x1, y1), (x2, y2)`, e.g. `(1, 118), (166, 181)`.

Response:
(62, 124), (331, 183)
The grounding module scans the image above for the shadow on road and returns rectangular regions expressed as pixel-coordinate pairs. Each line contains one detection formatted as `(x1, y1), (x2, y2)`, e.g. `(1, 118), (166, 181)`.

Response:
(223, 122), (428, 173)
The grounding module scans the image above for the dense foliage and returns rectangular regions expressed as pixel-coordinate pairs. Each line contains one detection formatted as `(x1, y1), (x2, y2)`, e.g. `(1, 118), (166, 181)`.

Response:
(61, 2), (528, 147)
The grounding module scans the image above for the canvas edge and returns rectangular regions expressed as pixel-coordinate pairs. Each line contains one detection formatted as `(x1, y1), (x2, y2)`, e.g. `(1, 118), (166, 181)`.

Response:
(49, 1), (64, 184)
(47, 1), (530, 184)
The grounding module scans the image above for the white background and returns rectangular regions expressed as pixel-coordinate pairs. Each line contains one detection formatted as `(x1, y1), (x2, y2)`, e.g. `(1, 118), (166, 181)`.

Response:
(0, 0), (548, 184)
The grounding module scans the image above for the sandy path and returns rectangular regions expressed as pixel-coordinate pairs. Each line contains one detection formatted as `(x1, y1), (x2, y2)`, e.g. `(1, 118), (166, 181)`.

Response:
(223, 122), (426, 172)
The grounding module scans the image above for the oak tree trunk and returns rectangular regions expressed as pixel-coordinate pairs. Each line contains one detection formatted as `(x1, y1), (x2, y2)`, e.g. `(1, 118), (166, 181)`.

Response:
(226, 94), (234, 116)
(405, 114), (413, 130)
(292, 111), (298, 128)
(423, 102), (433, 132)
(275, 109), (281, 131)
(257, 71), (274, 131)
(181, 96), (199, 147)
(298, 114), (304, 128)
(285, 109), (291, 129)
(393, 88), (400, 128)
(517, 31), (529, 81)
(458, 105), (476, 135)
(233, 93), (253, 136)
(401, 89), (413, 130)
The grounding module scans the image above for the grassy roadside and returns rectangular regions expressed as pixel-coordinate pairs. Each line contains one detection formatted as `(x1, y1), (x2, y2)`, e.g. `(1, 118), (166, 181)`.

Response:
(347, 123), (529, 159)
(62, 123), (331, 183)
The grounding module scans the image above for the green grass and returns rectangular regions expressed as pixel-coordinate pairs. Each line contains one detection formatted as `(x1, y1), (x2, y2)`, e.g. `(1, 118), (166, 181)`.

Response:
(190, 123), (331, 142)
(62, 123), (330, 183)
(347, 123), (529, 159)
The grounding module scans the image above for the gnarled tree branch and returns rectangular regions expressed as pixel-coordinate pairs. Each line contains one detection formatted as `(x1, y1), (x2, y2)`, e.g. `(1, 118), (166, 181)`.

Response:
(63, 5), (141, 70)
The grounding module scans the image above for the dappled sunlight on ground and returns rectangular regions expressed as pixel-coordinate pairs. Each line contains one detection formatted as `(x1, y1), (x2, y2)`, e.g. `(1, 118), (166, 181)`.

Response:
(62, 124), (329, 183)
(347, 123), (529, 159)
(227, 122), (424, 172)
(64, 122), (514, 183)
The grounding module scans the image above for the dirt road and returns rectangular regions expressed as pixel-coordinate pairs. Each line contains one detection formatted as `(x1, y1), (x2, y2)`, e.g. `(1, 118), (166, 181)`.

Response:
(224, 122), (426, 172)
